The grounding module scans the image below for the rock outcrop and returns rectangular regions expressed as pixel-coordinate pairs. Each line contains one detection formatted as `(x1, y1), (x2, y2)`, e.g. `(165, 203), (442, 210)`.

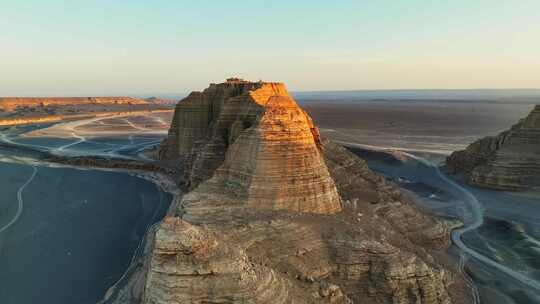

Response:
(116, 79), (471, 304)
(159, 78), (341, 214)
(144, 217), (323, 304)
(446, 105), (540, 190)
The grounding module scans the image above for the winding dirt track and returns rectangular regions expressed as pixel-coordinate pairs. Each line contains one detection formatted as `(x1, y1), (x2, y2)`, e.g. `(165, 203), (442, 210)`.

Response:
(0, 166), (38, 234)
(404, 152), (540, 297)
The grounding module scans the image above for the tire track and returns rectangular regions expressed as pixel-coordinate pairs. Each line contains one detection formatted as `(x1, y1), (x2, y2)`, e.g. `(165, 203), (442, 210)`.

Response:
(0, 166), (38, 234)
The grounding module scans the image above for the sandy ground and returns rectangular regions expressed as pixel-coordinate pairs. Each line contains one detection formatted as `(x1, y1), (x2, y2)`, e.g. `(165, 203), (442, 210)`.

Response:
(23, 111), (172, 139)
(299, 100), (536, 155)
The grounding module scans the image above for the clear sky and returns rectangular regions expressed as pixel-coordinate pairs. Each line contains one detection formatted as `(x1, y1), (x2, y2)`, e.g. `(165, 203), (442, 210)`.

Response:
(1, 0), (539, 95)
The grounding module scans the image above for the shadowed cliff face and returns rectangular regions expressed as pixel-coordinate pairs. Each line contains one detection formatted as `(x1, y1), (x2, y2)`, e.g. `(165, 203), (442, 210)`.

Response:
(158, 80), (287, 161)
(131, 79), (471, 304)
(446, 105), (540, 190)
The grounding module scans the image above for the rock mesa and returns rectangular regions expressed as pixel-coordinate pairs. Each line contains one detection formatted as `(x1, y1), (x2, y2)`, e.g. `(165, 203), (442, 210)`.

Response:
(446, 104), (540, 190)
(0, 97), (148, 111)
(159, 78), (341, 214)
(115, 79), (471, 304)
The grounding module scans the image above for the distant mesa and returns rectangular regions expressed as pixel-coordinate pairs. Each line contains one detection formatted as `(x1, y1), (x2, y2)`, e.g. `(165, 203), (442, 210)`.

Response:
(0, 96), (148, 111)
(446, 104), (540, 190)
(0, 96), (174, 126)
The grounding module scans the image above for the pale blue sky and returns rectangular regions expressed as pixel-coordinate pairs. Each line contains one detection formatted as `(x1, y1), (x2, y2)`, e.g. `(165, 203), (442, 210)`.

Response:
(1, 0), (539, 95)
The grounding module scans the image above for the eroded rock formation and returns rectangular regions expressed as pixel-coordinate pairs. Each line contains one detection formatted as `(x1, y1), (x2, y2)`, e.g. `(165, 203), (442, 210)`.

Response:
(115, 79), (471, 304)
(446, 105), (540, 190)
(159, 78), (340, 214)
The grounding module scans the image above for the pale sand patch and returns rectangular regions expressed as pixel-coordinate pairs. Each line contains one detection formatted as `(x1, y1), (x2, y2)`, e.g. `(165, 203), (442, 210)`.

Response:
(23, 111), (172, 139)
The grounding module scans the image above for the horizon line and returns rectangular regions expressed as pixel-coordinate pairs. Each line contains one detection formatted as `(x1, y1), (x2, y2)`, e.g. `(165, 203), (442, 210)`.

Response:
(3, 87), (540, 99)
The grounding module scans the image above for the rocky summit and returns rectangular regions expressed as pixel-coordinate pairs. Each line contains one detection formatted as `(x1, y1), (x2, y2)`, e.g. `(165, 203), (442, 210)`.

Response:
(115, 79), (471, 304)
(446, 105), (540, 190)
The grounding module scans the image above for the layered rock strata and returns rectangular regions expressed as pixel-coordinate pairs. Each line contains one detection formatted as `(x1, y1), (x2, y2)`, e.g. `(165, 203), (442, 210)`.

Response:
(446, 105), (540, 190)
(143, 217), (324, 304)
(117, 79), (471, 304)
